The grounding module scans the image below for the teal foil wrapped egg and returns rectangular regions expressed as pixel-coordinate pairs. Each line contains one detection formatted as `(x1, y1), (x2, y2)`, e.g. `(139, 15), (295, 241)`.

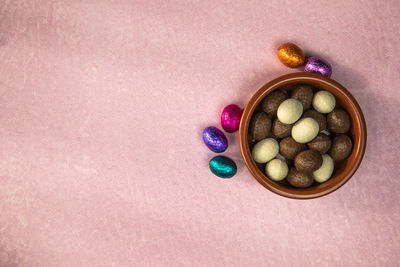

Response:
(209, 156), (237, 178)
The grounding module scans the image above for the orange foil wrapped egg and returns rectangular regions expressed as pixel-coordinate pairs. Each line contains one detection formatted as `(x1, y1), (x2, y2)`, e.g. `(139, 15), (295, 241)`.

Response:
(277, 43), (305, 68)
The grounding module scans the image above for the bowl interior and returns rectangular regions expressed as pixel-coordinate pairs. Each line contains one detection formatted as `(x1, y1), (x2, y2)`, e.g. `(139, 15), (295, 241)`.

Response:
(239, 73), (366, 199)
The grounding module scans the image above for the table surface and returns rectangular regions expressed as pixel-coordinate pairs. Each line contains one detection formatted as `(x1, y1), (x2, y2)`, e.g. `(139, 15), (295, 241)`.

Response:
(1, 1), (399, 266)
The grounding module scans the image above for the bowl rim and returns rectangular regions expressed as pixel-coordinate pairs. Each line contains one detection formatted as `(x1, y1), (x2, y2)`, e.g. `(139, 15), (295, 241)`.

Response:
(238, 72), (367, 199)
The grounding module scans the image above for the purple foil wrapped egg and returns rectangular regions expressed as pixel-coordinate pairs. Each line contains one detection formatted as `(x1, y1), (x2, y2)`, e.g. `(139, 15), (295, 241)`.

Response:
(203, 126), (228, 153)
(304, 56), (332, 77)
(221, 104), (243, 133)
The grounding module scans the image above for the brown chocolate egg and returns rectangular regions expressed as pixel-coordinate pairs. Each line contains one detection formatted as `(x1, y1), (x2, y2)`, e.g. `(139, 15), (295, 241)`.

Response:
(291, 84), (313, 110)
(303, 110), (327, 132)
(272, 118), (293, 138)
(307, 133), (332, 154)
(327, 109), (351, 133)
(262, 90), (287, 117)
(286, 167), (314, 188)
(294, 150), (323, 172)
(249, 112), (272, 141)
(279, 137), (306, 160)
(277, 43), (305, 68)
(329, 134), (352, 160)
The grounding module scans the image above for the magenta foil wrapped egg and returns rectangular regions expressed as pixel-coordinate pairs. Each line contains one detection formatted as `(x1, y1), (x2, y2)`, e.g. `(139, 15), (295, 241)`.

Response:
(221, 104), (243, 133)
(304, 56), (332, 77)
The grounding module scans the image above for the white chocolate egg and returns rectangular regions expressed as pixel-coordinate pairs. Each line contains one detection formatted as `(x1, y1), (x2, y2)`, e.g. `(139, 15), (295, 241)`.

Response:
(312, 90), (336, 113)
(266, 158), (288, 181)
(252, 138), (279, 163)
(313, 154), (334, 183)
(277, 98), (303, 124)
(291, 118), (319, 143)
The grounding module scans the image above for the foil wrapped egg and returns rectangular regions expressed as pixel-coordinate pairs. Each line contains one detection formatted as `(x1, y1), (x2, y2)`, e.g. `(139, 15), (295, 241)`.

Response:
(203, 126), (228, 153)
(277, 43), (305, 68)
(209, 155), (237, 178)
(221, 104), (242, 133)
(304, 56), (332, 77)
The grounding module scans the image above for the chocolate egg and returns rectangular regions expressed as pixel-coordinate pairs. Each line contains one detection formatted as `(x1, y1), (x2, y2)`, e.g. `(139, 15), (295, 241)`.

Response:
(329, 134), (352, 160)
(312, 90), (336, 114)
(250, 112), (272, 141)
(202, 127), (228, 153)
(272, 118), (293, 138)
(252, 138), (279, 163)
(287, 167), (314, 188)
(294, 150), (323, 172)
(303, 110), (327, 132)
(291, 117), (319, 143)
(313, 154), (334, 183)
(277, 98), (303, 124)
(262, 90), (287, 117)
(209, 156), (237, 178)
(291, 84), (314, 110)
(327, 109), (350, 134)
(307, 133), (332, 153)
(304, 56), (332, 77)
(279, 137), (306, 160)
(277, 43), (305, 68)
(221, 104), (242, 133)
(265, 158), (288, 181)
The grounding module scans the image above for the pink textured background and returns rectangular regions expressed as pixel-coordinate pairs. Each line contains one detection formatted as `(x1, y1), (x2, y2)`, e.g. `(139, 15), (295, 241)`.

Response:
(0, 0), (399, 266)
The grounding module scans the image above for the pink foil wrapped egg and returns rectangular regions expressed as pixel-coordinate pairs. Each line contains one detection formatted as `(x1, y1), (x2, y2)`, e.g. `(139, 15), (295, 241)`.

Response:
(221, 104), (242, 133)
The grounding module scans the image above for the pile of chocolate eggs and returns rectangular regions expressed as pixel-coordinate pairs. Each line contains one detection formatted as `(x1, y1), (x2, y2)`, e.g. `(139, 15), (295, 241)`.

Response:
(277, 43), (332, 77)
(203, 104), (242, 178)
(250, 85), (353, 188)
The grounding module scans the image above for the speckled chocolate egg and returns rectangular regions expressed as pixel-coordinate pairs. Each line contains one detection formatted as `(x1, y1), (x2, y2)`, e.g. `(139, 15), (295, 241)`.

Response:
(221, 104), (242, 133)
(307, 133), (332, 153)
(329, 134), (352, 160)
(327, 109), (351, 134)
(295, 150), (323, 172)
(249, 112), (272, 141)
(287, 167), (314, 188)
(272, 118), (293, 138)
(202, 126), (228, 153)
(303, 110), (327, 132)
(277, 43), (305, 68)
(209, 156), (237, 178)
(291, 84), (314, 110)
(262, 90), (287, 117)
(304, 56), (332, 77)
(279, 137), (306, 160)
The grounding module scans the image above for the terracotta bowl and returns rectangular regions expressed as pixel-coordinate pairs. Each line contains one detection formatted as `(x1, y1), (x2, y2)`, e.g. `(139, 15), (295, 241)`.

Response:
(239, 72), (367, 199)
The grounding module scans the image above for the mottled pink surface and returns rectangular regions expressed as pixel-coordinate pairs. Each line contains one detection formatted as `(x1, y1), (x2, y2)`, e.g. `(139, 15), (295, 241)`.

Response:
(0, 1), (399, 266)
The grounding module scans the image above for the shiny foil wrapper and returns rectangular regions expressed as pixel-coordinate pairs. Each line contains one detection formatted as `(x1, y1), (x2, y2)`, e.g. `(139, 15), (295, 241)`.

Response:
(304, 56), (332, 77)
(202, 126), (228, 153)
(278, 43), (305, 68)
(221, 104), (242, 133)
(209, 155), (237, 178)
